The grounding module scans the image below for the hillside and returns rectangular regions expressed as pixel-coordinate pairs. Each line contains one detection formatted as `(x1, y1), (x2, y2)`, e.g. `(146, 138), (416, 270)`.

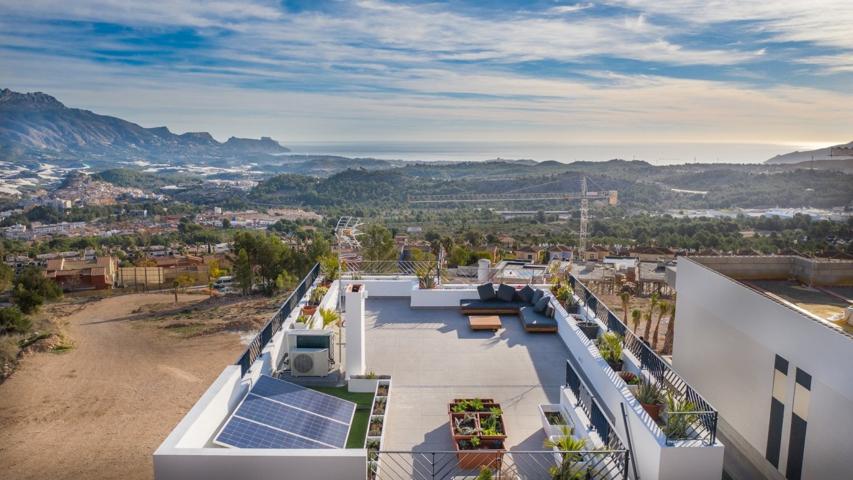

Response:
(766, 141), (853, 164)
(0, 88), (289, 166)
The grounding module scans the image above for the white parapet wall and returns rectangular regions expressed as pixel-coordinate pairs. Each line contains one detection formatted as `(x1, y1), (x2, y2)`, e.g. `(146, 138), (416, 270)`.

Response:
(554, 299), (725, 480)
(410, 284), (478, 308)
(341, 277), (415, 297)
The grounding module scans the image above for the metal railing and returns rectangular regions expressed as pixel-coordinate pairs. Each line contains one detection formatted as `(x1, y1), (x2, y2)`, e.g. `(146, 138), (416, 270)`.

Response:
(342, 259), (439, 277)
(234, 263), (320, 376)
(567, 274), (718, 446)
(564, 359), (631, 456)
(374, 449), (629, 480)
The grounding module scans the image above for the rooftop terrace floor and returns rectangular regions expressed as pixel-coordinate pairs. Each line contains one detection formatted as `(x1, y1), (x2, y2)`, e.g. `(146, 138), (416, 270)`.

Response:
(748, 280), (853, 334)
(364, 298), (569, 452)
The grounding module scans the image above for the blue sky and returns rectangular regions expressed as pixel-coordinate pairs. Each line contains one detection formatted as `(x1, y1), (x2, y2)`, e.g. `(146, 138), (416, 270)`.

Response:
(1, 0), (852, 152)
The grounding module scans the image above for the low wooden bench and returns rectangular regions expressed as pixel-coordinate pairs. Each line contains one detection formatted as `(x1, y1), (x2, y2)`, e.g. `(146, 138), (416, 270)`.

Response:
(468, 315), (502, 331)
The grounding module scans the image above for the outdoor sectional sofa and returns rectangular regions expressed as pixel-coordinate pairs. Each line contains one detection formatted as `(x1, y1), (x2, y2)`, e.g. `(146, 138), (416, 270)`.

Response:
(460, 283), (558, 333)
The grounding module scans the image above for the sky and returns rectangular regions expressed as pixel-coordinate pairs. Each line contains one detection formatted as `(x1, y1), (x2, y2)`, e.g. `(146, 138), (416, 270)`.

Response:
(1, 0), (852, 161)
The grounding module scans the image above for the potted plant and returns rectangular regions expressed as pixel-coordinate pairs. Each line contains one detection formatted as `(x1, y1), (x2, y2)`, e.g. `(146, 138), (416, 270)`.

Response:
(539, 404), (569, 437)
(319, 255), (340, 287)
(416, 264), (437, 289)
(619, 371), (641, 395)
(555, 285), (572, 307)
(366, 438), (380, 462)
(452, 412), (479, 439)
(455, 436), (505, 471)
(372, 396), (387, 416)
(368, 417), (384, 437)
(301, 286), (327, 316)
(294, 314), (311, 329)
(377, 383), (389, 397)
(477, 407), (506, 441)
(662, 392), (699, 441)
(596, 331), (624, 372)
(636, 379), (664, 423)
(544, 425), (589, 480)
(573, 316), (599, 340)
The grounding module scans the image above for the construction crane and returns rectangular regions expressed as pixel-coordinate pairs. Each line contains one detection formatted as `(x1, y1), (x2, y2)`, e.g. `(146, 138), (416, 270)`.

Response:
(407, 177), (617, 254)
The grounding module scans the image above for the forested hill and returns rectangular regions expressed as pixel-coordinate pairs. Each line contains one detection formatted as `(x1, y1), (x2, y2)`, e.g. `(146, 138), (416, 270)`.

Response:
(247, 160), (853, 210)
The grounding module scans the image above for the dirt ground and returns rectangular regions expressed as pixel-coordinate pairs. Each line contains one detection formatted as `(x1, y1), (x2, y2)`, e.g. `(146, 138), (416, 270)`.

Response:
(0, 292), (277, 480)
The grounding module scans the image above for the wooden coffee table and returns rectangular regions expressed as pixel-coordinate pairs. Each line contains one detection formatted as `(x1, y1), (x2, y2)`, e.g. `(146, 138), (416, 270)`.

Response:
(468, 315), (502, 331)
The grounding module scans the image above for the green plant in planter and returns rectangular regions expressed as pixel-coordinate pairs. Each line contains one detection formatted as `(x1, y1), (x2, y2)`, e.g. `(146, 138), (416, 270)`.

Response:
(619, 371), (640, 385)
(296, 314), (311, 327)
(452, 402), (468, 413)
(596, 331), (624, 370)
(544, 426), (588, 480)
(635, 379), (663, 404)
(454, 414), (478, 435)
(319, 255), (340, 282)
(475, 466), (494, 480)
(662, 392), (698, 440)
(309, 286), (328, 305)
(416, 264), (437, 289)
(319, 308), (340, 329)
(469, 398), (485, 411)
(555, 285), (573, 306)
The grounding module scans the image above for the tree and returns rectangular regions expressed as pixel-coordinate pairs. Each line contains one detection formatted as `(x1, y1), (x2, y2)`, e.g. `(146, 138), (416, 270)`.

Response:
(651, 301), (669, 351)
(619, 291), (631, 325)
(643, 292), (659, 341)
(0, 263), (13, 292)
(662, 297), (676, 355)
(631, 309), (642, 333)
(0, 306), (30, 335)
(234, 249), (253, 295)
(361, 224), (396, 261)
(12, 267), (62, 314)
(172, 274), (194, 303)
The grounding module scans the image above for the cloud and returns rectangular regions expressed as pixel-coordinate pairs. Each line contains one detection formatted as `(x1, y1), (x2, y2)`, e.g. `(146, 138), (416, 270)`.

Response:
(0, 0), (851, 147)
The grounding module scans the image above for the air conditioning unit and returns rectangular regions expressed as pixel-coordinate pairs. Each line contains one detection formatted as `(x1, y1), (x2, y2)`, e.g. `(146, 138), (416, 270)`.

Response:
(290, 348), (330, 377)
(286, 330), (334, 377)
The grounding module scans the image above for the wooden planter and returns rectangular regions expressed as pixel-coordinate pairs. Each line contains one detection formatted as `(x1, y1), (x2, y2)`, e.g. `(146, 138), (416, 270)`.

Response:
(455, 440), (505, 470)
(476, 413), (507, 441)
(450, 412), (479, 440)
(448, 399), (498, 414)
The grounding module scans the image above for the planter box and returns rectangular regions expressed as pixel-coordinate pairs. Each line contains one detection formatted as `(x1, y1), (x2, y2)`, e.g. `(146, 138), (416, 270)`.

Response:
(477, 412), (507, 441)
(450, 412), (479, 440)
(348, 375), (389, 393)
(576, 320), (599, 340)
(455, 439), (505, 470)
(539, 404), (571, 438)
(448, 398), (497, 414)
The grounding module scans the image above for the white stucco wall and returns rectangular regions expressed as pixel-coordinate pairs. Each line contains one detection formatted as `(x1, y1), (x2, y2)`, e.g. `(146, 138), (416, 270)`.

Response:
(674, 258), (853, 479)
(341, 277), (415, 297)
(154, 449), (366, 480)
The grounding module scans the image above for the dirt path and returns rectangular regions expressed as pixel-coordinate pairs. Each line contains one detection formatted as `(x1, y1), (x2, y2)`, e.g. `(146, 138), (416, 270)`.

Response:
(0, 293), (246, 480)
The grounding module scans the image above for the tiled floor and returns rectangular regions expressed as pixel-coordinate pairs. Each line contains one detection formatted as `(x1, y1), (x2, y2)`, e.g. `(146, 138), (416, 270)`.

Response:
(363, 298), (569, 453)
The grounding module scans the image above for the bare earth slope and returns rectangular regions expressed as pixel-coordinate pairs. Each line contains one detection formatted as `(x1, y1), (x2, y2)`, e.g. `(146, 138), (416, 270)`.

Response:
(0, 293), (244, 480)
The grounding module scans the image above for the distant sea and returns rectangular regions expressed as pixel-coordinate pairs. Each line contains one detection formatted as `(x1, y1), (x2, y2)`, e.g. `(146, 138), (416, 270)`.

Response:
(283, 141), (809, 165)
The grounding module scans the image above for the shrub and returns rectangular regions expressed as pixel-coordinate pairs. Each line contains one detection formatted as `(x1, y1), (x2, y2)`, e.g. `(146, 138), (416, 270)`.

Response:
(0, 306), (31, 335)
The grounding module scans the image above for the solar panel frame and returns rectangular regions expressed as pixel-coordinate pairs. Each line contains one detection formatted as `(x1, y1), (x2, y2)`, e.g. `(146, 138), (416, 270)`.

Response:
(213, 375), (356, 450)
(252, 375), (356, 423)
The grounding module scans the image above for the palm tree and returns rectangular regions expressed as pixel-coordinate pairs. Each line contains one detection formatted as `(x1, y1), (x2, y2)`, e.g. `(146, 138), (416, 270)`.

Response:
(619, 291), (631, 325)
(643, 292), (659, 341)
(631, 309), (642, 333)
(319, 308), (341, 329)
(651, 301), (669, 350)
(544, 425), (588, 480)
(662, 296), (677, 355)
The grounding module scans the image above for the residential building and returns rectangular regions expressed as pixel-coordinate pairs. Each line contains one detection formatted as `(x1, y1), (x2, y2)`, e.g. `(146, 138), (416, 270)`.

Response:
(514, 246), (544, 262)
(547, 245), (573, 262)
(44, 256), (117, 291)
(156, 263), (725, 480)
(580, 245), (611, 262)
(674, 255), (853, 480)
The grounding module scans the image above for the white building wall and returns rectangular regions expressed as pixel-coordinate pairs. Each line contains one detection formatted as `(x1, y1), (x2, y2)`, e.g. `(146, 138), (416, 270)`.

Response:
(674, 258), (853, 479)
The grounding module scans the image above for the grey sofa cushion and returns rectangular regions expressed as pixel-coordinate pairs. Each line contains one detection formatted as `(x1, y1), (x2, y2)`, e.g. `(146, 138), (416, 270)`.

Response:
(497, 283), (516, 302)
(518, 285), (535, 304)
(531, 288), (544, 305)
(533, 295), (550, 313)
(477, 283), (496, 301)
(520, 306), (558, 329)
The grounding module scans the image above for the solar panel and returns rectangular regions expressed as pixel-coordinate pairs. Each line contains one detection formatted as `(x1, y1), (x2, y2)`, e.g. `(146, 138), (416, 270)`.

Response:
(252, 375), (355, 423)
(214, 375), (356, 450)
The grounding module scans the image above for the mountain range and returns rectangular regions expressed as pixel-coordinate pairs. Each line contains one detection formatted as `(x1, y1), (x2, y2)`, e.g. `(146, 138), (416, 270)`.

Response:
(0, 88), (289, 167)
(765, 140), (853, 164)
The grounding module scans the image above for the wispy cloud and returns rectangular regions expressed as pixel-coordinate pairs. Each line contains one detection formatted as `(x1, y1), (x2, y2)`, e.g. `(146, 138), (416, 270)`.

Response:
(0, 0), (851, 147)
